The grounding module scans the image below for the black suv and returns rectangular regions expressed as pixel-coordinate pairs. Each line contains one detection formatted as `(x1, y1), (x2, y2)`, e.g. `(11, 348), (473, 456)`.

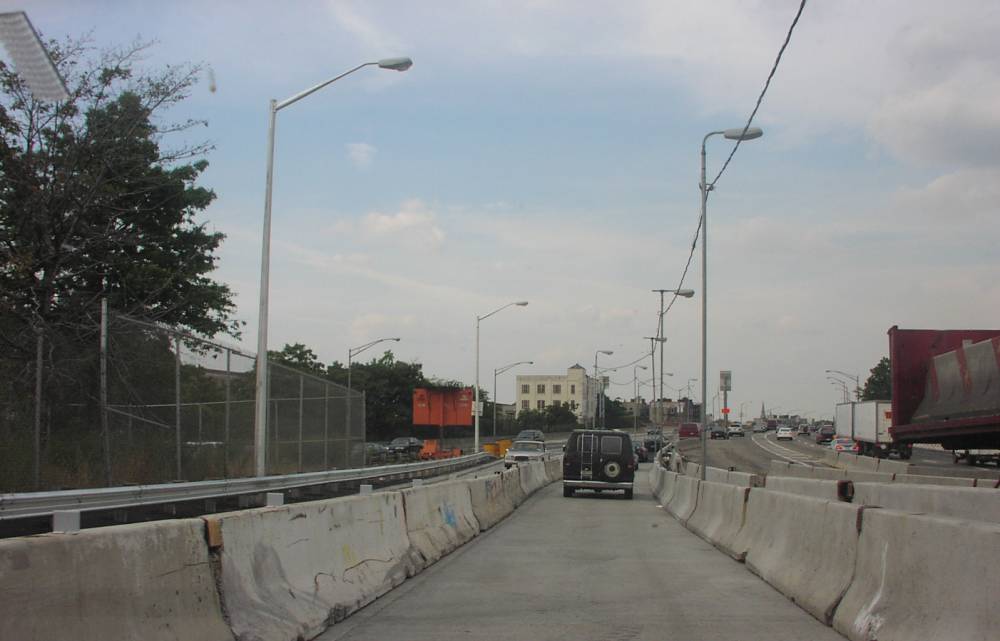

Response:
(387, 436), (423, 456)
(563, 429), (636, 499)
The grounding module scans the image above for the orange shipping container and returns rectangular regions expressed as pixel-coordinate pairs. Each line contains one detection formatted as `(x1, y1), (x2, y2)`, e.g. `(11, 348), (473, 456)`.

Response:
(412, 387), (474, 427)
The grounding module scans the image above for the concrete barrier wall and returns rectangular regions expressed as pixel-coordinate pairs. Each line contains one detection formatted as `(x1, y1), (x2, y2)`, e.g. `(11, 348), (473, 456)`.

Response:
(402, 479), (480, 570)
(544, 456), (563, 481)
(666, 474), (700, 523)
(684, 461), (701, 478)
(769, 459), (792, 475)
(810, 466), (849, 480)
(0, 519), (231, 641)
(764, 475), (846, 501)
(833, 508), (1000, 641)
(727, 470), (762, 487)
(734, 489), (861, 624)
(852, 482), (1000, 523)
(685, 480), (750, 559)
(210, 492), (418, 641)
(892, 473), (975, 487)
(658, 469), (679, 506)
(467, 473), (516, 531)
(876, 458), (911, 475)
(518, 460), (549, 495)
(704, 466), (729, 484)
(502, 466), (527, 507)
(649, 461), (666, 497)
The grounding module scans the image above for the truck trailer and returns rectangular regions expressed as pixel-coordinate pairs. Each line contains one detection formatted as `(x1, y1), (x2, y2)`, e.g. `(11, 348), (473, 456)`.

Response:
(887, 327), (1000, 466)
(835, 400), (910, 459)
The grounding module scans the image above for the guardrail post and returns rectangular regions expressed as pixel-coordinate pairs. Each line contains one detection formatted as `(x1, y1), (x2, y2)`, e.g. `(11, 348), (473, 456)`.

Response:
(359, 484), (373, 495)
(297, 374), (304, 473)
(174, 334), (182, 480)
(53, 510), (81, 533)
(412, 479), (424, 487)
(266, 492), (284, 506)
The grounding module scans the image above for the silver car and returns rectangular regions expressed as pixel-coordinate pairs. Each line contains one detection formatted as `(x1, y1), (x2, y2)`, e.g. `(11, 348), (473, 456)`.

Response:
(504, 440), (547, 468)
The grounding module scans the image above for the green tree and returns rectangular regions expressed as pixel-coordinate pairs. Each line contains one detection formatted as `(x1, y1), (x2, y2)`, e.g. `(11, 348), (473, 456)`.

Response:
(861, 357), (891, 400)
(270, 343), (326, 376)
(544, 403), (579, 430)
(601, 395), (630, 429)
(326, 350), (427, 441)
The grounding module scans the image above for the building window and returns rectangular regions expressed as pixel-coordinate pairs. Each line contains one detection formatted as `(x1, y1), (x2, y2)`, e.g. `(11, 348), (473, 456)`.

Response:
(570, 384), (576, 394)
(537, 384), (545, 393)
(553, 400), (561, 408)
(552, 384), (561, 394)
(521, 384), (529, 394)
(537, 400), (545, 410)
(521, 400), (529, 410)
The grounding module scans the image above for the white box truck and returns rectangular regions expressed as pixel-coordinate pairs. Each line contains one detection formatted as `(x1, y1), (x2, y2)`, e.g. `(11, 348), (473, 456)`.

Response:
(835, 401), (912, 459)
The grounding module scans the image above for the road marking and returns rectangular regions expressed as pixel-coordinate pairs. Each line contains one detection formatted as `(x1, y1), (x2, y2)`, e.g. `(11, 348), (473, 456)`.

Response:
(751, 433), (822, 466)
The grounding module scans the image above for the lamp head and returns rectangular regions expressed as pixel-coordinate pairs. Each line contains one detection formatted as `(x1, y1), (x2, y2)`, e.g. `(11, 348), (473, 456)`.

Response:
(514, 301), (529, 306)
(377, 57), (413, 71)
(676, 289), (695, 298)
(600, 350), (613, 355)
(723, 126), (763, 141)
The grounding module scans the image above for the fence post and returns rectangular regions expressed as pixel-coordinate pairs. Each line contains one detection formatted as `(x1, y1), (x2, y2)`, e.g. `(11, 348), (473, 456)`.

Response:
(33, 329), (43, 490)
(297, 374), (304, 473)
(100, 298), (112, 486)
(174, 334), (182, 480)
(323, 381), (330, 469)
(360, 390), (366, 468)
(224, 348), (231, 478)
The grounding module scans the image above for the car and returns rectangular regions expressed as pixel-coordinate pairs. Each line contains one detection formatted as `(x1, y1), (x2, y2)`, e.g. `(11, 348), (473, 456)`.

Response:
(364, 442), (388, 465)
(797, 424), (810, 435)
(728, 424), (745, 437)
(776, 427), (794, 440)
(387, 436), (424, 456)
(752, 422), (767, 433)
(643, 434), (664, 452)
(830, 437), (860, 453)
(563, 429), (636, 499)
(815, 425), (836, 444)
(678, 422), (700, 438)
(709, 425), (728, 440)
(504, 440), (547, 468)
(633, 443), (649, 463)
(515, 429), (545, 442)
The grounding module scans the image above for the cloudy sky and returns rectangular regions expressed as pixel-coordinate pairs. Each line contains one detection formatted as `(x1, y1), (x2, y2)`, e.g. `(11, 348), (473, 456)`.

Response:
(13, 0), (1000, 419)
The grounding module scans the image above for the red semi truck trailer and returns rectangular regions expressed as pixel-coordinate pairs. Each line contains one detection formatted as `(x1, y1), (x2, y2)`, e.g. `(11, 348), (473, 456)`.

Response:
(888, 327), (1000, 466)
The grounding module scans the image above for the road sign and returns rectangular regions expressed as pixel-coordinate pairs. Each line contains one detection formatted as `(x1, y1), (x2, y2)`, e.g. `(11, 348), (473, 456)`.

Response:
(721, 407), (730, 414)
(720, 370), (732, 392)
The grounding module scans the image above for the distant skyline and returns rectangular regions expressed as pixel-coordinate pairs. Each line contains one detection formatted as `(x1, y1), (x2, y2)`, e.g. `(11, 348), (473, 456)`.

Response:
(11, 0), (1000, 419)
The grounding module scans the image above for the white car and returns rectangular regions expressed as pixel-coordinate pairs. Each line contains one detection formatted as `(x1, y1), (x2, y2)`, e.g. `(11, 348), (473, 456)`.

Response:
(776, 427), (794, 441)
(504, 440), (547, 468)
(727, 423), (745, 437)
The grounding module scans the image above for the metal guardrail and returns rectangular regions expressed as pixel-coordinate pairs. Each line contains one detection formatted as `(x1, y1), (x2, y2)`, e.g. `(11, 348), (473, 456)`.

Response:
(0, 452), (493, 521)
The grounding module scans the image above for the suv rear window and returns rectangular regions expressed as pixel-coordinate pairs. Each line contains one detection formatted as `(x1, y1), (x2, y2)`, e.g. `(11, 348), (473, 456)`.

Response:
(600, 436), (622, 455)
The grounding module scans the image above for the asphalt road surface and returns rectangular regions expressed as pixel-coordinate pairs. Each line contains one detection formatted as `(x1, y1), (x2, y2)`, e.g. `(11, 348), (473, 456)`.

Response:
(318, 464), (845, 641)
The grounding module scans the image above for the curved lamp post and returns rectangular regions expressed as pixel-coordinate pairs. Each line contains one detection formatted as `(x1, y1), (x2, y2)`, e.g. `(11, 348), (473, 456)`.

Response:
(493, 360), (532, 437)
(475, 301), (528, 451)
(253, 57), (413, 476)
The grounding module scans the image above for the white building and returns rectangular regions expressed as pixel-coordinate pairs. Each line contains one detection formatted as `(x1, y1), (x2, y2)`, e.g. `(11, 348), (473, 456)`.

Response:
(515, 364), (596, 422)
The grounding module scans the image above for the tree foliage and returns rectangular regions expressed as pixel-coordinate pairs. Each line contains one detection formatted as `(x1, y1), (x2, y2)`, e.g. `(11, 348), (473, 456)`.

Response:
(0, 37), (237, 365)
(326, 350), (427, 441)
(862, 357), (891, 401)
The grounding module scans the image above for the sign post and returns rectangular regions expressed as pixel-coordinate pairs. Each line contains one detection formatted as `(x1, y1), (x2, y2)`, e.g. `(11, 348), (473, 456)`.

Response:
(720, 371), (732, 429)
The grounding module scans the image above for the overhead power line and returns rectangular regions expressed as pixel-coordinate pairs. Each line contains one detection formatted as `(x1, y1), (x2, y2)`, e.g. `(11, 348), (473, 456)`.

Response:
(654, 0), (808, 337)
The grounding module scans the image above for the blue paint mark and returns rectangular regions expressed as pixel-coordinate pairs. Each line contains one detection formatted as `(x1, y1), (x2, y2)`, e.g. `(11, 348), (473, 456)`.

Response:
(442, 503), (457, 528)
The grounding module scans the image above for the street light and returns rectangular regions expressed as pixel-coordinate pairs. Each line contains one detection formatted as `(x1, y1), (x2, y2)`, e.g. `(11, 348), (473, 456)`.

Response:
(739, 400), (752, 423)
(592, 350), (613, 428)
(595, 364), (620, 428)
(252, 57), (413, 476)
(643, 336), (667, 423)
(347, 337), (401, 452)
(685, 378), (698, 422)
(652, 288), (695, 427)
(828, 377), (849, 403)
(493, 360), (533, 437)
(475, 301), (529, 451)
(633, 365), (648, 432)
(699, 126), (763, 481)
(826, 369), (861, 400)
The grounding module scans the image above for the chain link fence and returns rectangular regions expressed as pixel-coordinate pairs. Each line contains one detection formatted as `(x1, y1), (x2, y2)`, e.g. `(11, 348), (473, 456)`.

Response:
(0, 309), (364, 492)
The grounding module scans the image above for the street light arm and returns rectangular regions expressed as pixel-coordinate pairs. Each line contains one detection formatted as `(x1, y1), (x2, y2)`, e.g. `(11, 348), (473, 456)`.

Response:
(276, 62), (376, 111)
(495, 360), (532, 376)
(478, 300), (528, 322)
(349, 337), (401, 359)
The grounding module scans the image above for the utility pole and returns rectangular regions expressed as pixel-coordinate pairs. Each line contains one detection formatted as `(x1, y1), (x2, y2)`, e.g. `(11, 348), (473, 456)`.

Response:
(653, 289), (667, 426)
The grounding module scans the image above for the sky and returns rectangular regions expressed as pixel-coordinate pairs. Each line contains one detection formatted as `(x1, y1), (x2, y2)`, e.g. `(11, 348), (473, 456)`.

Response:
(8, 0), (1000, 420)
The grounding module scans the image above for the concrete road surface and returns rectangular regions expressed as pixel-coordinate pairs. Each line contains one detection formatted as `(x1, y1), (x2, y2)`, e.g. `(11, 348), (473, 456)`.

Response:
(319, 465), (844, 641)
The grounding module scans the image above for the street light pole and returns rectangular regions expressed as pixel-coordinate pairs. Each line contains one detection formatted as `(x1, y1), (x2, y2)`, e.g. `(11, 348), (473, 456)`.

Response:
(347, 337), (401, 452)
(633, 364), (648, 432)
(253, 57), (413, 477)
(651, 288), (694, 425)
(698, 126), (763, 481)
(592, 350), (613, 428)
(826, 369), (861, 400)
(493, 360), (533, 437)
(475, 301), (529, 452)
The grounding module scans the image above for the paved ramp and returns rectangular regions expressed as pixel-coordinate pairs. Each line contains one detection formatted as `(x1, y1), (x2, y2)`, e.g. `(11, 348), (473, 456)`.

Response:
(319, 464), (844, 641)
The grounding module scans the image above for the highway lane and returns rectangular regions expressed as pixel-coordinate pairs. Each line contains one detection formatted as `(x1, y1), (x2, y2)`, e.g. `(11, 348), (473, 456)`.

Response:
(319, 464), (845, 641)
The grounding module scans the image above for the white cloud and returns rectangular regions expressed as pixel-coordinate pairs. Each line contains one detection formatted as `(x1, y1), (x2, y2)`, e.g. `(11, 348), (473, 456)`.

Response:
(360, 199), (446, 249)
(346, 142), (377, 169)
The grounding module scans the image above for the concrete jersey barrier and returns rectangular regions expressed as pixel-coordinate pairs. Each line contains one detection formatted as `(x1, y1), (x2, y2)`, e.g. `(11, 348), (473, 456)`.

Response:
(764, 475), (847, 502)
(544, 455), (563, 481)
(833, 508), (1000, 641)
(466, 473), (516, 531)
(852, 482), (1000, 523)
(649, 462), (666, 497)
(684, 461), (701, 478)
(208, 492), (418, 641)
(402, 479), (480, 570)
(658, 469), (679, 506)
(892, 473), (975, 487)
(502, 466), (527, 507)
(727, 470), (762, 487)
(518, 460), (549, 495)
(666, 474), (700, 523)
(685, 480), (750, 559)
(0, 519), (231, 641)
(733, 489), (861, 625)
